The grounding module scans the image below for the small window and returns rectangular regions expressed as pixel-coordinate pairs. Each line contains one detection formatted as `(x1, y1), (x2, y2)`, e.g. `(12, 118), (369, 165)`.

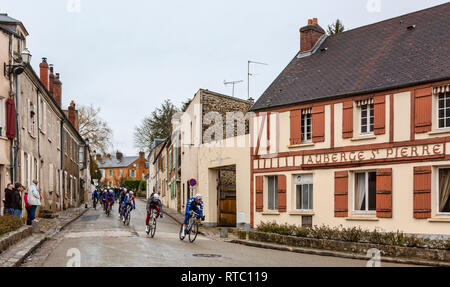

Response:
(295, 174), (313, 210)
(119, 169), (123, 177)
(438, 168), (450, 213)
(267, 176), (278, 210)
(354, 171), (377, 212)
(108, 170), (113, 177)
(301, 110), (312, 143)
(0, 98), (4, 137)
(130, 170), (136, 178)
(437, 92), (450, 129)
(359, 102), (374, 135)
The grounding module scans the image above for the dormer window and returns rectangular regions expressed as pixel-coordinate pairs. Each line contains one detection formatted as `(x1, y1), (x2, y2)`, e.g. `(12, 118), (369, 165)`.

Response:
(357, 99), (374, 135)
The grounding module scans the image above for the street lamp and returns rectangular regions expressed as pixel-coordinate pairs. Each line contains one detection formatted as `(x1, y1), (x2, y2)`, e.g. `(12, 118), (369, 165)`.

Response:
(4, 48), (32, 76)
(247, 60), (268, 100)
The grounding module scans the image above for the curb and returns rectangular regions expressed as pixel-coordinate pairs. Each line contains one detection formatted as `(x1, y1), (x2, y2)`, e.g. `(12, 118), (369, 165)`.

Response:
(9, 236), (47, 267)
(228, 239), (450, 267)
(0, 226), (32, 255)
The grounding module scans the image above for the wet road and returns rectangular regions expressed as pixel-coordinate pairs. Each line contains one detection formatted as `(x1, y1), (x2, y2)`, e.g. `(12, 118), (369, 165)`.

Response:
(37, 199), (410, 267)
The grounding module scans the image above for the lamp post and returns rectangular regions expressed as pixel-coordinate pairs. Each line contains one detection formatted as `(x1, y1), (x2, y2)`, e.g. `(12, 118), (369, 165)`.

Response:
(247, 60), (268, 100)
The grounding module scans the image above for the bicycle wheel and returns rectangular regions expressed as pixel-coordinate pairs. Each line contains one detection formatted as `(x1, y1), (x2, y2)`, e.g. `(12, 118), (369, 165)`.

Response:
(126, 210), (131, 226)
(150, 218), (157, 238)
(179, 225), (185, 241)
(188, 221), (198, 243)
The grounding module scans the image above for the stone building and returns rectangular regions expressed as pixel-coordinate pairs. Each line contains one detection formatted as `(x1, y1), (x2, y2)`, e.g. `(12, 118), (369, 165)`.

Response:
(97, 152), (148, 188)
(147, 139), (166, 199)
(249, 4), (450, 236)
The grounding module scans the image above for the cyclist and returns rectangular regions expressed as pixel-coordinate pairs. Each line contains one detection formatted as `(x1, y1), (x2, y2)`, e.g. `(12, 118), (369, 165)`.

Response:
(105, 189), (115, 213)
(92, 188), (100, 208)
(181, 193), (205, 238)
(145, 193), (163, 233)
(118, 188), (127, 219)
(122, 190), (136, 223)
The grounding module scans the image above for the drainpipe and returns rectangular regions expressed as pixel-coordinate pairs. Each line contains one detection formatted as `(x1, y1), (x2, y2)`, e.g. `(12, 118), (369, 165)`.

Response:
(12, 72), (20, 184)
(60, 118), (64, 210)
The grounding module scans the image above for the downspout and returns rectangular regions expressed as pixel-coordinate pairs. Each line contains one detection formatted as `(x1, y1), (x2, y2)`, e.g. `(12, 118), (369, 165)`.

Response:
(60, 119), (64, 210)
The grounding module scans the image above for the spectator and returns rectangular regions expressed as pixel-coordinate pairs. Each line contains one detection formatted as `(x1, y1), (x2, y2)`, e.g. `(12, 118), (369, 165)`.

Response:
(24, 188), (32, 225)
(10, 183), (23, 217)
(27, 180), (41, 223)
(4, 183), (13, 215)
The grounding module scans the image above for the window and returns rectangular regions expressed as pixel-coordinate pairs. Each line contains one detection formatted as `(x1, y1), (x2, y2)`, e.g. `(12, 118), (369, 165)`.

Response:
(29, 101), (36, 136)
(130, 170), (136, 178)
(359, 101), (374, 135)
(142, 172), (145, 180)
(119, 169), (123, 177)
(438, 168), (450, 213)
(79, 146), (84, 164)
(354, 171), (376, 212)
(301, 109), (312, 143)
(0, 98), (4, 137)
(267, 176), (278, 210)
(437, 92), (450, 129)
(295, 174), (313, 210)
(108, 170), (113, 177)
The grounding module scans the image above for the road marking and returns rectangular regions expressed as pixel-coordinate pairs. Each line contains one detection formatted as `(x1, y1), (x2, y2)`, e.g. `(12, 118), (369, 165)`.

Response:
(65, 230), (135, 239)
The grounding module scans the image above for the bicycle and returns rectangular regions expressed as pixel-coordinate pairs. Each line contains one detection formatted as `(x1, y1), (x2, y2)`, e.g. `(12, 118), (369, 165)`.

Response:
(146, 209), (158, 238)
(93, 198), (97, 210)
(123, 205), (132, 226)
(179, 211), (202, 243)
(105, 201), (112, 217)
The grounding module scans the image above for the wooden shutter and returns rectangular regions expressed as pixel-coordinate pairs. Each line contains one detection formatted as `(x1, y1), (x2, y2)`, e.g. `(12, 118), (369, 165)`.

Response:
(413, 166), (432, 219)
(342, 101), (353, 139)
(278, 175), (287, 212)
(376, 168), (392, 218)
(255, 176), (264, 212)
(334, 171), (348, 217)
(374, 95), (386, 135)
(290, 110), (302, 145)
(414, 88), (432, 133)
(312, 105), (325, 143)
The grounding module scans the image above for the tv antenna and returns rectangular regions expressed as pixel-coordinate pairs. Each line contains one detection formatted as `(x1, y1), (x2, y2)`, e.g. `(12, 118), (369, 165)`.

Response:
(224, 80), (244, 97)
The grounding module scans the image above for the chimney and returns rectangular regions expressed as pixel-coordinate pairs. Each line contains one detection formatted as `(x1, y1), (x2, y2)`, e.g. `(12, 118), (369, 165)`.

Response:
(39, 58), (49, 89)
(300, 18), (325, 53)
(49, 65), (55, 95)
(52, 72), (62, 107)
(139, 151), (145, 159)
(95, 154), (101, 161)
(68, 100), (79, 131)
(116, 151), (123, 160)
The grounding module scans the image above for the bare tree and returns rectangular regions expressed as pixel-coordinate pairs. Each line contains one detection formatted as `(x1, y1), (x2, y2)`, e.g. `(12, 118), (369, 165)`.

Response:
(78, 104), (113, 154)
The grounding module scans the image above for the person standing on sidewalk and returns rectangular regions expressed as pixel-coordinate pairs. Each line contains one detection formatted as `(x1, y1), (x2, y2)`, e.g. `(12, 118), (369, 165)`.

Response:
(10, 183), (23, 217)
(24, 188), (32, 225)
(3, 183), (13, 215)
(27, 180), (41, 223)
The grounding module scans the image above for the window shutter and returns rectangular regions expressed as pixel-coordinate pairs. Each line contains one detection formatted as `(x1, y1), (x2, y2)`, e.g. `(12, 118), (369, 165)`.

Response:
(255, 176), (264, 212)
(413, 166), (432, 219)
(376, 168), (392, 218)
(290, 110), (302, 145)
(374, 96), (386, 135)
(342, 101), (353, 139)
(312, 105), (325, 143)
(334, 171), (348, 217)
(414, 88), (432, 133)
(278, 175), (287, 212)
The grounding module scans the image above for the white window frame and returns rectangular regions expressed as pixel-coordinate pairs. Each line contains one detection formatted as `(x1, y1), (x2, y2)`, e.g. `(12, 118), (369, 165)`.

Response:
(266, 175), (278, 211)
(301, 111), (312, 144)
(0, 98), (5, 137)
(359, 103), (374, 136)
(436, 166), (450, 215)
(353, 170), (377, 214)
(294, 174), (313, 211)
(437, 91), (450, 130)
(108, 169), (113, 177)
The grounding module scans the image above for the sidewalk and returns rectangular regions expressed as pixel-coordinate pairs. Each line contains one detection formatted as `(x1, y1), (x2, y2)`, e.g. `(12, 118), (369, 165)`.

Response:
(0, 206), (88, 267)
(138, 198), (238, 240)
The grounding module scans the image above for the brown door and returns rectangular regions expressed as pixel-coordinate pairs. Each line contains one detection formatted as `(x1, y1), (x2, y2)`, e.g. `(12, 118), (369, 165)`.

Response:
(218, 167), (237, 227)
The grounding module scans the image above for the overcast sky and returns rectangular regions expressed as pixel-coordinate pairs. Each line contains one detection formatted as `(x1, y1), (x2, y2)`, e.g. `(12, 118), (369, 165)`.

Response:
(1, 0), (447, 155)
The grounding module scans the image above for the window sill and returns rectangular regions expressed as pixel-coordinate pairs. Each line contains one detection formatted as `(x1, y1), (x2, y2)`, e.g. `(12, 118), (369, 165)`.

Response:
(288, 142), (315, 149)
(346, 216), (379, 221)
(289, 211), (315, 216)
(351, 135), (376, 142)
(428, 129), (450, 136)
(427, 216), (450, 223)
(262, 211), (281, 216)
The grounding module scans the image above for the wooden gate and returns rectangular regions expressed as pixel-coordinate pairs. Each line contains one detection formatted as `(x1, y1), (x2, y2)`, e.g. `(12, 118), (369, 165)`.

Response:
(217, 166), (237, 227)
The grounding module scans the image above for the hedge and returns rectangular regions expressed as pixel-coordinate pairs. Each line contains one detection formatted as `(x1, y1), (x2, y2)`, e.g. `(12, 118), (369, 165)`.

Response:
(256, 222), (450, 250)
(0, 216), (24, 237)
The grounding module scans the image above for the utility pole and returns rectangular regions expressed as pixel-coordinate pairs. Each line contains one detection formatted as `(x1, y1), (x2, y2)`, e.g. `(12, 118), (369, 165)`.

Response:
(247, 60), (268, 100)
(224, 80), (243, 97)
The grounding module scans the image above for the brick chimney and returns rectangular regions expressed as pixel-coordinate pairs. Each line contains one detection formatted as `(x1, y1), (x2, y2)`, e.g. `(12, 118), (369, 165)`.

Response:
(39, 58), (49, 89)
(116, 151), (123, 160)
(49, 65), (55, 96)
(139, 151), (145, 159)
(68, 100), (79, 130)
(52, 72), (62, 107)
(300, 18), (325, 53)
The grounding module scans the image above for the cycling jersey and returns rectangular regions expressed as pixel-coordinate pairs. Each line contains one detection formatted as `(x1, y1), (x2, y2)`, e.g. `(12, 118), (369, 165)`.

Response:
(183, 197), (203, 224)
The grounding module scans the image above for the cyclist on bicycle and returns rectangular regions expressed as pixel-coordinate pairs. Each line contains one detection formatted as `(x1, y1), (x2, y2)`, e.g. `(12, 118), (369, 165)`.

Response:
(145, 193), (163, 233)
(92, 188), (100, 208)
(105, 189), (115, 213)
(181, 194), (205, 238)
(122, 190), (136, 223)
(118, 188), (127, 219)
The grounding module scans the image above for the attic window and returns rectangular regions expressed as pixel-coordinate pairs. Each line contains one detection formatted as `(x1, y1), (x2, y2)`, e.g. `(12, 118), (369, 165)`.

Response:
(407, 25), (416, 30)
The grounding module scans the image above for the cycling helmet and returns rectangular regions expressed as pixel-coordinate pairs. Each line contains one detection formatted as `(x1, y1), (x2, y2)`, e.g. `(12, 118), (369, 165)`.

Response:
(153, 194), (159, 200)
(196, 193), (202, 200)
(129, 191), (134, 196)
